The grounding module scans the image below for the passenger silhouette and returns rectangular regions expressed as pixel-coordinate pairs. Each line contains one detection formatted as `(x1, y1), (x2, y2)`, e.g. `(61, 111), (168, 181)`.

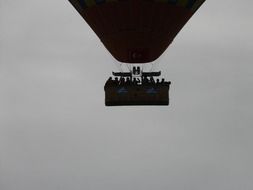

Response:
(120, 77), (125, 85)
(164, 81), (171, 87)
(126, 77), (131, 85)
(133, 78), (138, 85)
(150, 77), (155, 84)
(104, 77), (112, 87)
(114, 77), (119, 85)
(142, 76), (148, 85)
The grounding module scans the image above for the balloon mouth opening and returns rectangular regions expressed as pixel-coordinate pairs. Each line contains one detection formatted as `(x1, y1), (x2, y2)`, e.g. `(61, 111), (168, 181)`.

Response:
(127, 49), (150, 63)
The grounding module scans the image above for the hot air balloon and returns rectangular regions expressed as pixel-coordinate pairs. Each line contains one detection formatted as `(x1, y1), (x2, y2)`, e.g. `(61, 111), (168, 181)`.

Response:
(68, 0), (205, 106)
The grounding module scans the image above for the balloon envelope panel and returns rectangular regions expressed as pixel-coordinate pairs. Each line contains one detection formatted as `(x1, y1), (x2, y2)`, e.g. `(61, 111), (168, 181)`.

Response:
(69, 0), (205, 63)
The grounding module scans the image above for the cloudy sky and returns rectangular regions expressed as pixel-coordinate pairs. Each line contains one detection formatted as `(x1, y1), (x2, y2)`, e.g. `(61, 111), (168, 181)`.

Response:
(0, 0), (253, 190)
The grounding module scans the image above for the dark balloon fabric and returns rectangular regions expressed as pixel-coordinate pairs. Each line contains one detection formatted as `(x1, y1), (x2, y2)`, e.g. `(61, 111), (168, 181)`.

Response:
(69, 0), (205, 63)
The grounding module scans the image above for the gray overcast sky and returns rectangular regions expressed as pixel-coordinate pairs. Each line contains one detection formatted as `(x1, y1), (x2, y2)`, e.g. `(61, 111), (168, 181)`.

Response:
(0, 1), (253, 190)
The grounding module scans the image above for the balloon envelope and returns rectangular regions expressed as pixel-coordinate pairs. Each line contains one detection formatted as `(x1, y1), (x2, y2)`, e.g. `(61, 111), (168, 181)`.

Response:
(69, 0), (205, 63)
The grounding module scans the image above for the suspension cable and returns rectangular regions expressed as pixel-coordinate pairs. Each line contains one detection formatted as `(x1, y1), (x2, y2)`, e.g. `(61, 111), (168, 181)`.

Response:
(113, 59), (123, 73)
(150, 61), (156, 72)
(126, 63), (131, 72)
